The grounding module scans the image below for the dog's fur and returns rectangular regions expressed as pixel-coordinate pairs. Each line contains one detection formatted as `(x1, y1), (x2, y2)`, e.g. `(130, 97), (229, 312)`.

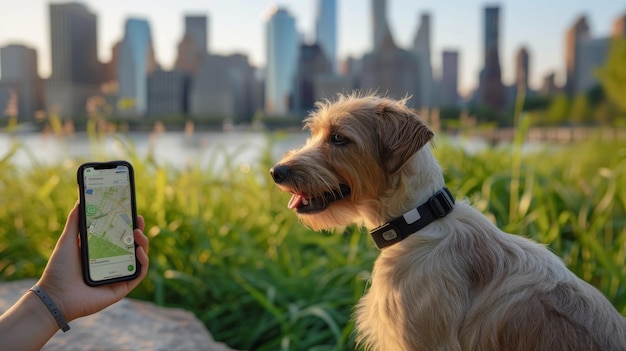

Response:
(270, 93), (626, 350)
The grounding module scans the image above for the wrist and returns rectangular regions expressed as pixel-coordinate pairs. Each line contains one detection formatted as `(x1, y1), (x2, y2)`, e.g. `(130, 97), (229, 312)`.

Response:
(29, 285), (71, 332)
(0, 290), (61, 350)
(37, 279), (73, 322)
(21, 289), (61, 333)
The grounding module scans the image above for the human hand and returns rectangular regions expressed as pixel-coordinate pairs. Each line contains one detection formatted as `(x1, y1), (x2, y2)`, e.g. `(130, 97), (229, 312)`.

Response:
(36, 202), (149, 322)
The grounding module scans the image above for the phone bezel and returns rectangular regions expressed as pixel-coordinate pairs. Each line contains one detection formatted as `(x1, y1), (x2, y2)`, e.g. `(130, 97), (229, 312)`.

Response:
(77, 160), (141, 286)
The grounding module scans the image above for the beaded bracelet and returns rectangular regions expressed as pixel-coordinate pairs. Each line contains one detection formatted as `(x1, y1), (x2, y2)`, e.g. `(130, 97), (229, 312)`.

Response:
(29, 285), (70, 332)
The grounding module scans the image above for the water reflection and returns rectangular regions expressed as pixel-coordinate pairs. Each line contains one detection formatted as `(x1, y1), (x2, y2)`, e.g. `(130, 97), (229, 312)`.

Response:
(0, 131), (310, 169)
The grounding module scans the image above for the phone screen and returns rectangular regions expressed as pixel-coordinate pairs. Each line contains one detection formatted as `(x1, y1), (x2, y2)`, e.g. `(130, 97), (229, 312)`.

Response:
(81, 163), (137, 283)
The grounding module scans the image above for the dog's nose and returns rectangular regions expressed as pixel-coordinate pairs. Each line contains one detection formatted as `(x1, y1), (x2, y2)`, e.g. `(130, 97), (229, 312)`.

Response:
(270, 164), (290, 184)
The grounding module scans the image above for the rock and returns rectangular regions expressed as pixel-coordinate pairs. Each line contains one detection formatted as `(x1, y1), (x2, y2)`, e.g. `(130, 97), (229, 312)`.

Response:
(0, 279), (236, 351)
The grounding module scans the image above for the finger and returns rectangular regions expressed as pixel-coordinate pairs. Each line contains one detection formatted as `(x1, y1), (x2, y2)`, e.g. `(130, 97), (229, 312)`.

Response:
(105, 233), (149, 299)
(136, 215), (145, 231)
(55, 202), (80, 248)
(136, 246), (149, 273)
(127, 246), (149, 291)
(133, 228), (149, 255)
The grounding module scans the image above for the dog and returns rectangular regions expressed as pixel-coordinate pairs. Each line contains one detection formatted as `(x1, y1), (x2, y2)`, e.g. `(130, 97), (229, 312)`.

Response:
(270, 93), (626, 350)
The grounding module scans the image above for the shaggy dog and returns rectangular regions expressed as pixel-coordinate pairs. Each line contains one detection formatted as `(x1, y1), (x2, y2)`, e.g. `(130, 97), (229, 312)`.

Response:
(270, 93), (626, 350)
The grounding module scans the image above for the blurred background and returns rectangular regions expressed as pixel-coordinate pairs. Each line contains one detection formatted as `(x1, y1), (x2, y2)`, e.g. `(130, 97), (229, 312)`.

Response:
(0, 0), (625, 130)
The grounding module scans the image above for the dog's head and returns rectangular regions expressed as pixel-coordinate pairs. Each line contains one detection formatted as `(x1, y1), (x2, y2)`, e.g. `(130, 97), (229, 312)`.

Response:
(270, 93), (435, 230)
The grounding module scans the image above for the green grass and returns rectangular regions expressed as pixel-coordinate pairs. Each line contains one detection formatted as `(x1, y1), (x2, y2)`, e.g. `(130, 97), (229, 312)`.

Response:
(0, 132), (625, 350)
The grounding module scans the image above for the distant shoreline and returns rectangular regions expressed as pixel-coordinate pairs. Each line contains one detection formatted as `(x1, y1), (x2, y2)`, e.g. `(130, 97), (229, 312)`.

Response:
(3, 121), (624, 144)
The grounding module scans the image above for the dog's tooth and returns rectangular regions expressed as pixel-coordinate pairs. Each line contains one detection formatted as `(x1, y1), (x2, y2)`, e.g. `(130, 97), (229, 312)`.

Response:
(302, 198), (309, 205)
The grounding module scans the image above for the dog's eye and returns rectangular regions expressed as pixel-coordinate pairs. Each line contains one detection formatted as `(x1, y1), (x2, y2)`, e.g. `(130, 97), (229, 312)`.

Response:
(330, 133), (349, 145)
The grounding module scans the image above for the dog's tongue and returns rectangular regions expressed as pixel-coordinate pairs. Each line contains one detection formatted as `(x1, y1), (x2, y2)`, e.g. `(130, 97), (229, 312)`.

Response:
(288, 194), (307, 209)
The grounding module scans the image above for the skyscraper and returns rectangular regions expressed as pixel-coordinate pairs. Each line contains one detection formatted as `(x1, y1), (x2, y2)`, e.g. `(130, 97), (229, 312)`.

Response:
(117, 18), (157, 116)
(372, 0), (394, 50)
(187, 53), (257, 123)
(147, 69), (188, 117)
(49, 3), (99, 84)
(613, 14), (626, 37)
(515, 47), (530, 91)
(361, 0), (419, 106)
(441, 50), (459, 107)
(413, 12), (433, 108)
(265, 6), (298, 116)
(176, 36), (201, 74)
(47, 3), (100, 117)
(185, 15), (209, 54)
(102, 42), (121, 86)
(540, 72), (558, 96)
(176, 14), (209, 74)
(576, 38), (610, 93)
(565, 16), (590, 96)
(293, 43), (333, 115)
(0, 44), (42, 120)
(478, 6), (505, 110)
(315, 0), (337, 73)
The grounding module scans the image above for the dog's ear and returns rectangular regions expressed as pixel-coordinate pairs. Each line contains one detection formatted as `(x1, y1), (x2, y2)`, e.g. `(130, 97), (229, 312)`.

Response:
(375, 102), (434, 174)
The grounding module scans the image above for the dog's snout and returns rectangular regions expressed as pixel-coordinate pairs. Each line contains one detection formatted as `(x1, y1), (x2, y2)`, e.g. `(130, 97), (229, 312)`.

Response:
(270, 164), (290, 184)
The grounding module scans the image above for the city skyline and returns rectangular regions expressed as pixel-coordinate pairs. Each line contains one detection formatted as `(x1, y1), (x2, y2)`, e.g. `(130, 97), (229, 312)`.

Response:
(0, 0), (624, 96)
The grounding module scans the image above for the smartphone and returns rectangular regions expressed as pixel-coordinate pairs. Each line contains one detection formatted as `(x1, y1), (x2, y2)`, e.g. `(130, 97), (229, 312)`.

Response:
(77, 160), (140, 286)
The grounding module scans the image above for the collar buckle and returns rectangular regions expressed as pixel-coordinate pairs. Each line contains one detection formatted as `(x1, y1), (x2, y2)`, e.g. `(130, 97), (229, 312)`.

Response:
(428, 188), (455, 218)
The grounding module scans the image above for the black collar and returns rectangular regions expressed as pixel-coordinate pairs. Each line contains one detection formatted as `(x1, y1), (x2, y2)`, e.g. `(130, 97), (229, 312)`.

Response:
(370, 187), (455, 249)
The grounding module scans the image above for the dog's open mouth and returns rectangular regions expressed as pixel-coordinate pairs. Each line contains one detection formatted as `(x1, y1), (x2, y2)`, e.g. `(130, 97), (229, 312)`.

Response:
(287, 184), (351, 214)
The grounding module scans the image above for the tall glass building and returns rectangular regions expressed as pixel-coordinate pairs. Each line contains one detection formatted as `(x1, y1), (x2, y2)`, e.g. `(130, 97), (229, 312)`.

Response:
(441, 50), (459, 107)
(49, 3), (99, 84)
(565, 16), (589, 96)
(315, 0), (337, 73)
(117, 18), (156, 116)
(0, 44), (41, 119)
(185, 15), (208, 54)
(372, 0), (393, 50)
(47, 2), (100, 117)
(265, 6), (298, 116)
(478, 6), (504, 110)
(413, 12), (433, 108)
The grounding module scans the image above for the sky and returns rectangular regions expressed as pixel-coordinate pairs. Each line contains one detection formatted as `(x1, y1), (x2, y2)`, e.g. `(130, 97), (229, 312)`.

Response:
(0, 0), (624, 96)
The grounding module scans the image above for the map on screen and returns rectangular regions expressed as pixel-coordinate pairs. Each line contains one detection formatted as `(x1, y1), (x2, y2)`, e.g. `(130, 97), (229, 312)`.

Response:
(83, 165), (136, 281)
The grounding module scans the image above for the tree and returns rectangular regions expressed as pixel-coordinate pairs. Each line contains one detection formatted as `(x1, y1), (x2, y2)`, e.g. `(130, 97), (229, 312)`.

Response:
(586, 84), (605, 107)
(596, 38), (626, 114)
(593, 101), (615, 126)
(523, 96), (551, 112)
(570, 94), (590, 125)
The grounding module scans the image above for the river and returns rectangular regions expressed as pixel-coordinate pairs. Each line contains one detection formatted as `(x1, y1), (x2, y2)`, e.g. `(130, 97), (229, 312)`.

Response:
(0, 130), (311, 169)
(0, 130), (495, 169)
